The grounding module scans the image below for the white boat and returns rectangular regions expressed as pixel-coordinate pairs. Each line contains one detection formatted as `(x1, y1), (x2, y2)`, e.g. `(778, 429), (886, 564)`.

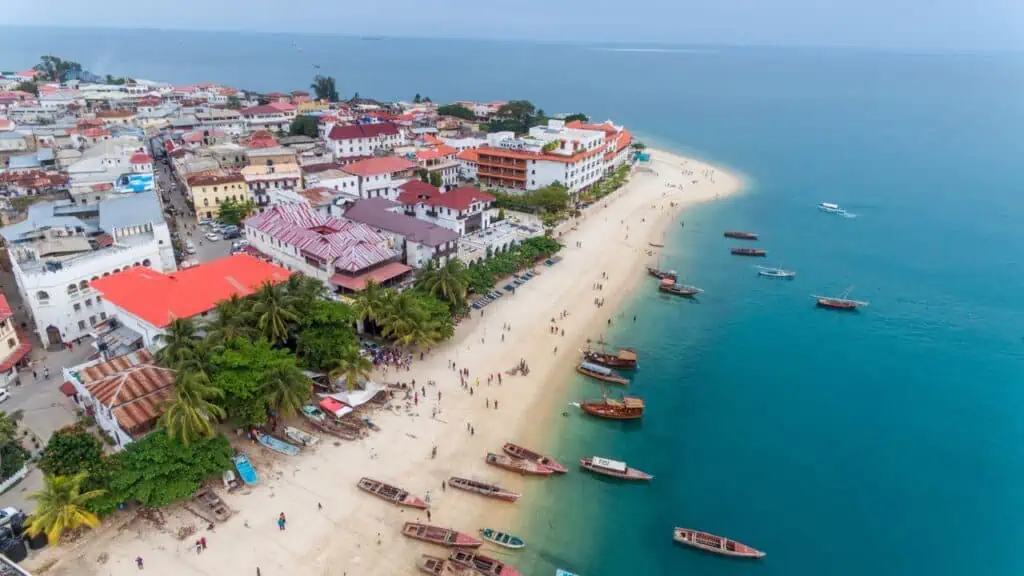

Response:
(818, 202), (857, 218)
(757, 266), (796, 279)
(283, 425), (319, 448)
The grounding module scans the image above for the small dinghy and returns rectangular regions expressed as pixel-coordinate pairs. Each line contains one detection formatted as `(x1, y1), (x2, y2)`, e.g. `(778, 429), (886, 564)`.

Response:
(283, 426), (319, 448)
(256, 433), (300, 456)
(478, 528), (525, 549)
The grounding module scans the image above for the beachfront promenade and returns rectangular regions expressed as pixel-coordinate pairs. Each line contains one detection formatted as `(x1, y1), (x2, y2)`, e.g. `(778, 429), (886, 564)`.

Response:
(25, 149), (742, 576)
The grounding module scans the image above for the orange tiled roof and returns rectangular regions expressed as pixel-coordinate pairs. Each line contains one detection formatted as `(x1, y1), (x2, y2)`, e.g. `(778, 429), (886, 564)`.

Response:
(76, 349), (175, 434)
(456, 149), (479, 162)
(415, 145), (457, 161)
(476, 144), (605, 164)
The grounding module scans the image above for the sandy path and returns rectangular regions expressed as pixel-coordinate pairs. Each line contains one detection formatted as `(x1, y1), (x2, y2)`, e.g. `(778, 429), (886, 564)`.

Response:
(26, 149), (742, 576)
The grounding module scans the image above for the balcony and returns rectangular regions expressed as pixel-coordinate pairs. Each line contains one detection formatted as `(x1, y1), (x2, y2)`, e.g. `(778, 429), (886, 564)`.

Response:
(478, 168), (525, 181)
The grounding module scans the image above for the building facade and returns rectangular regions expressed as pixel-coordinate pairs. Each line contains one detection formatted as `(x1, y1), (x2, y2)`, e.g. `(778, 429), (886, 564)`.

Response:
(326, 123), (404, 158)
(186, 171), (249, 219)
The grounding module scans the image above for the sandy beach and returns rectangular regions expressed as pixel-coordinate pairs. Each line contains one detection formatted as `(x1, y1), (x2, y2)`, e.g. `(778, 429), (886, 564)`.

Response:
(26, 148), (742, 576)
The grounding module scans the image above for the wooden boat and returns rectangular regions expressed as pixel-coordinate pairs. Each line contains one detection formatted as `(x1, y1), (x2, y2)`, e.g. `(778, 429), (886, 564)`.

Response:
(256, 433), (300, 456)
(478, 528), (525, 549)
(581, 347), (637, 369)
(417, 555), (476, 576)
(576, 361), (629, 385)
(357, 477), (429, 509)
(579, 456), (653, 481)
(812, 286), (868, 311)
(449, 550), (523, 576)
(673, 527), (765, 559)
(485, 453), (553, 476)
(731, 247), (766, 257)
(724, 231), (758, 240)
(757, 265), (796, 279)
(580, 394), (645, 420)
(403, 522), (482, 548)
(502, 442), (567, 474)
(301, 405), (360, 440)
(283, 425), (319, 448)
(648, 241), (665, 248)
(447, 477), (520, 502)
(192, 488), (232, 522)
(658, 278), (703, 297)
(233, 452), (258, 485)
(646, 266), (677, 280)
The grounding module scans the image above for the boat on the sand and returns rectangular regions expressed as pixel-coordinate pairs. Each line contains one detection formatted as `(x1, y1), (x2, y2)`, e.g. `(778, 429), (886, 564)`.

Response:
(357, 477), (429, 509)
(447, 477), (520, 502)
(232, 452), (258, 485)
(731, 247), (766, 257)
(724, 231), (758, 240)
(301, 405), (360, 440)
(402, 522), (482, 548)
(647, 267), (677, 280)
(417, 555), (476, 576)
(576, 361), (630, 385)
(581, 347), (637, 369)
(485, 453), (553, 476)
(502, 442), (567, 474)
(256, 433), (299, 456)
(478, 528), (525, 549)
(658, 278), (703, 297)
(580, 456), (653, 481)
(449, 550), (523, 576)
(283, 425), (319, 447)
(673, 527), (765, 559)
(580, 394), (645, 420)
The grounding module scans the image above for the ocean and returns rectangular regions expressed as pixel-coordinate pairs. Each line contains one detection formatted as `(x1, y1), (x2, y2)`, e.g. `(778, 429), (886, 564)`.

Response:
(5, 27), (1024, 576)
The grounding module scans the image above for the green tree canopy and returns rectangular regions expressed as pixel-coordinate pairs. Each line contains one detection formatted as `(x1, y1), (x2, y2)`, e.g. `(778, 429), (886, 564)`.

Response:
(217, 198), (256, 227)
(328, 344), (373, 391)
(226, 95), (242, 109)
(39, 425), (107, 484)
(14, 81), (38, 96)
(428, 171), (443, 188)
(296, 300), (358, 372)
(208, 337), (302, 425)
(154, 318), (203, 370)
(27, 472), (104, 542)
(436, 104), (475, 121)
(289, 115), (320, 138)
(159, 371), (226, 445)
(488, 100), (541, 134)
(33, 55), (82, 82)
(310, 75), (339, 102)
(563, 112), (589, 123)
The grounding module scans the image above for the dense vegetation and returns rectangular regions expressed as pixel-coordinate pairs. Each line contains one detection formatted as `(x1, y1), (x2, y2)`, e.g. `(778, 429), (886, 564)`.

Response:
(310, 74), (340, 102)
(437, 103), (475, 120)
(486, 100), (547, 134)
(465, 236), (562, 293)
(217, 198), (256, 226)
(289, 115), (320, 138)
(492, 182), (570, 214)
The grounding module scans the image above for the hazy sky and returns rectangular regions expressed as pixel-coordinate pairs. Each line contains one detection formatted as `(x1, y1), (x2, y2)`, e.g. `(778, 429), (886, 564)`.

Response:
(2, 0), (1022, 51)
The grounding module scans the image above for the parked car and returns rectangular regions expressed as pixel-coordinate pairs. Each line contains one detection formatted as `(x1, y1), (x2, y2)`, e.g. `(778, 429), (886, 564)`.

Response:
(204, 232), (221, 242)
(185, 240), (197, 254)
(0, 389), (9, 403)
(223, 229), (242, 240)
(198, 218), (214, 227)
(0, 507), (20, 528)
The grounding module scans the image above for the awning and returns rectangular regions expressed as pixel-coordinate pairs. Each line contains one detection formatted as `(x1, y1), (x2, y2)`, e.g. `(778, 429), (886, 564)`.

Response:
(319, 380), (384, 409)
(318, 397), (353, 418)
(330, 261), (411, 291)
(60, 381), (77, 396)
(0, 336), (32, 373)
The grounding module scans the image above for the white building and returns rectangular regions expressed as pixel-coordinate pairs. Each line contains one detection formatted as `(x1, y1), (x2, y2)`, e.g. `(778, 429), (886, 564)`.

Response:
(456, 149), (478, 181)
(0, 192), (175, 346)
(239, 104), (295, 132)
(342, 198), (460, 268)
(66, 136), (154, 204)
(304, 167), (360, 198)
(241, 163), (302, 211)
(341, 156), (417, 200)
(396, 181), (495, 236)
(325, 122), (404, 158)
(415, 146), (460, 188)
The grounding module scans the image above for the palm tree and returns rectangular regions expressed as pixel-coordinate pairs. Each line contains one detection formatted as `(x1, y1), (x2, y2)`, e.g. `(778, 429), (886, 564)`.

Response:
(159, 371), (225, 445)
(155, 318), (201, 369)
(328, 345), (373, 391)
(419, 259), (468, 310)
(380, 292), (425, 346)
(261, 365), (310, 419)
(26, 472), (105, 543)
(251, 282), (298, 345)
(352, 280), (391, 331)
(404, 315), (442, 350)
(284, 274), (326, 310)
(204, 295), (256, 348)
(310, 74), (339, 102)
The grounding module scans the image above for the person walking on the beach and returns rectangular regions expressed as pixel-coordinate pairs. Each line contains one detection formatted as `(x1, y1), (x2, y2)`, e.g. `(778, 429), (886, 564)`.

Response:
(200, 536), (207, 550)
(136, 556), (144, 569)
(278, 513), (287, 531)
(426, 509), (432, 522)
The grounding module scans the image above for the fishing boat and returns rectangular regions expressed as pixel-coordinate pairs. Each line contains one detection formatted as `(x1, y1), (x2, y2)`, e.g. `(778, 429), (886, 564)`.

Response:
(478, 528), (525, 549)
(256, 433), (299, 456)
(579, 456), (653, 481)
(582, 347), (637, 369)
(402, 522), (482, 548)
(232, 452), (258, 485)
(580, 394), (645, 420)
(283, 425), (319, 448)
(757, 265), (796, 278)
(673, 527), (765, 559)
(658, 278), (703, 297)
(417, 555), (476, 576)
(647, 266), (677, 280)
(485, 453), (553, 476)
(555, 571), (579, 576)
(357, 477), (429, 509)
(447, 477), (520, 502)
(819, 202), (856, 218)
(812, 286), (868, 311)
(301, 405), (360, 440)
(502, 442), (568, 474)
(724, 231), (758, 240)
(449, 550), (523, 576)
(731, 247), (767, 257)
(576, 361), (630, 385)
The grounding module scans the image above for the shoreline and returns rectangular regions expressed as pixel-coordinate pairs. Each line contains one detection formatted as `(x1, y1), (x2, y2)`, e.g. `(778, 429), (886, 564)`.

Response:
(26, 148), (744, 576)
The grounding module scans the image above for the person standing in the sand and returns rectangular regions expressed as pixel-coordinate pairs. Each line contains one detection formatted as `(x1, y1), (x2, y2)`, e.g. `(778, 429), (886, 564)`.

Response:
(278, 513), (287, 531)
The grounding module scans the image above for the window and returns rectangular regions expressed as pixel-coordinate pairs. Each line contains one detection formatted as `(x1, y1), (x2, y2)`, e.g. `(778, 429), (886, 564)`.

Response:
(67, 284), (78, 295)
(73, 303), (81, 312)
(142, 259), (151, 267)
(100, 312), (107, 320)
(96, 295), (102, 303)
(79, 280), (88, 290)
(5, 338), (14, 349)
(85, 299), (93, 308)
(78, 320), (86, 330)
(36, 290), (49, 302)
(89, 316), (97, 326)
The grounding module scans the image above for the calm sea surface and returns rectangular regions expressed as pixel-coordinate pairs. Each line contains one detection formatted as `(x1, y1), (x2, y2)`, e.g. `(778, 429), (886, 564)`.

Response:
(4, 28), (1024, 576)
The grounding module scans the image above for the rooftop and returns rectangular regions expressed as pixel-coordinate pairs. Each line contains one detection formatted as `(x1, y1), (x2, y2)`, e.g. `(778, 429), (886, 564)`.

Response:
(327, 122), (400, 141)
(90, 254), (291, 328)
(397, 183), (495, 211)
(69, 349), (175, 436)
(343, 198), (459, 247)
(342, 156), (416, 178)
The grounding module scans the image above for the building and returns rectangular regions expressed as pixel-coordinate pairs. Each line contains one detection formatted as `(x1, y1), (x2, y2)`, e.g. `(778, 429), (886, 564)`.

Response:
(185, 170), (249, 219)
(396, 181), (495, 236)
(246, 146), (298, 168)
(304, 167), (360, 199)
(566, 120), (633, 174)
(341, 156), (416, 200)
(326, 123), (403, 158)
(90, 254), (291, 347)
(456, 149), (478, 181)
(0, 295), (31, 387)
(241, 163), (302, 211)
(342, 198), (459, 268)
(239, 104), (294, 132)
(66, 136), (154, 204)
(62, 349), (175, 448)
(415, 145), (459, 188)
(245, 204), (410, 293)
(0, 192), (175, 346)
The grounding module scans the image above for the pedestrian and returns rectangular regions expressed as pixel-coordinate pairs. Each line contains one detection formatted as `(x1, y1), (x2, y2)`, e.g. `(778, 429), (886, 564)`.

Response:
(278, 512), (287, 531)
(200, 536), (207, 550)
(426, 509), (432, 522)
(318, 502), (323, 511)
(31, 369), (36, 379)
(498, 374), (502, 385)
(442, 480), (446, 491)
(495, 400), (499, 409)
(195, 540), (202, 554)
(257, 568), (261, 576)
(136, 556), (144, 569)
(486, 399), (490, 408)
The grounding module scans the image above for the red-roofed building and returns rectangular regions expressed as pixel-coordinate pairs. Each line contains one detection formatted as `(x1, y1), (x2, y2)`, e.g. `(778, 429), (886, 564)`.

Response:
(567, 120), (633, 173)
(396, 182), (495, 236)
(415, 145), (459, 187)
(90, 254), (291, 347)
(326, 122), (404, 158)
(456, 149), (479, 180)
(63, 349), (175, 448)
(0, 295), (31, 387)
(342, 156), (417, 200)
(240, 104), (294, 132)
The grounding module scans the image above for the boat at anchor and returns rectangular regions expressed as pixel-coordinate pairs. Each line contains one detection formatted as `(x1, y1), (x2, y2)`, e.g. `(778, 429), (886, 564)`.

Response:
(580, 394), (645, 420)
(757, 265), (796, 278)
(580, 456), (653, 481)
(647, 266), (677, 280)
(581, 347), (637, 369)
(731, 247), (767, 257)
(485, 452), (554, 476)
(813, 286), (868, 311)
(658, 277), (703, 297)
(576, 361), (630, 385)
(724, 231), (758, 240)
(673, 527), (765, 559)
(502, 442), (568, 474)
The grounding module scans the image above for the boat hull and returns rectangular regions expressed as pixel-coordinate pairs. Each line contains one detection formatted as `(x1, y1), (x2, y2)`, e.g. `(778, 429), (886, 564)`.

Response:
(582, 351), (637, 370)
(579, 458), (653, 481)
(647, 268), (677, 280)
(580, 401), (644, 420)
(724, 231), (758, 240)
(357, 477), (429, 509)
(449, 550), (523, 576)
(673, 527), (765, 559)
(575, 366), (629, 385)
(731, 249), (766, 257)
(478, 528), (525, 549)
(448, 477), (520, 502)
(485, 453), (553, 476)
(403, 522), (482, 548)
(257, 433), (299, 456)
(502, 443), (567, 474)
(658, 285), (702, 297)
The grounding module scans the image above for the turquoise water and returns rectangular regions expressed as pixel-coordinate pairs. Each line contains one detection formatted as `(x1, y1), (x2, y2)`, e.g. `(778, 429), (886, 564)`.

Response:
(5, 29), (1024, 575)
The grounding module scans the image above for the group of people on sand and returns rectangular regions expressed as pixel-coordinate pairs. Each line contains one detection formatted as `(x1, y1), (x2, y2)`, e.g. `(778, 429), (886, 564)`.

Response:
(371, 346), (412, 370)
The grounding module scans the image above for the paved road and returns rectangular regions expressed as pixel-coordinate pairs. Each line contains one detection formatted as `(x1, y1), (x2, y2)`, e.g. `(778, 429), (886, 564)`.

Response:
(155, 159), (234, 265)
